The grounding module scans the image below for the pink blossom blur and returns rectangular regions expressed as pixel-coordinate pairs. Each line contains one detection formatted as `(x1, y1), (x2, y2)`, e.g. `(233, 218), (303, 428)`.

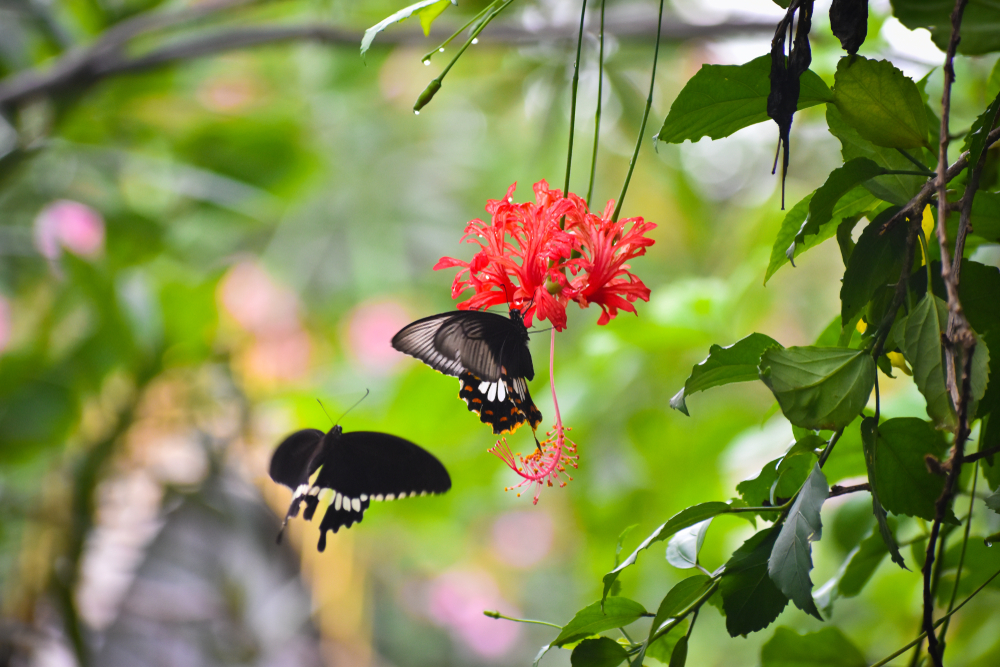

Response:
(490, 510), (554, 569)
(344, 300), (412, 374)
(219, 261), (300, 337)
(427, 569), (521, 659)
(34, 200), (105, 260)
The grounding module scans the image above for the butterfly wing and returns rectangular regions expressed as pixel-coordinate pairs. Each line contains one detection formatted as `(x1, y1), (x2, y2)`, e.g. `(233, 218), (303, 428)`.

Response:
(458, 372), (543, 435)
(392, 311), (531, 382)
(268, 428), (326, 539)
(308, 431), (451, 551)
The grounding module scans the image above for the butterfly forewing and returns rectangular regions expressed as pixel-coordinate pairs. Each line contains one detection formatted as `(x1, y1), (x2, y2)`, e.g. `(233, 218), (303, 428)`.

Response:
(269, 426), (451, 552)
(392, 309), (542, 433)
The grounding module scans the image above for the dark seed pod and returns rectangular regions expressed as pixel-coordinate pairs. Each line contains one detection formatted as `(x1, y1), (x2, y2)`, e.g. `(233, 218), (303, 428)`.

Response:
(767, 0), (815, 209)
(830, 0), (868, 55)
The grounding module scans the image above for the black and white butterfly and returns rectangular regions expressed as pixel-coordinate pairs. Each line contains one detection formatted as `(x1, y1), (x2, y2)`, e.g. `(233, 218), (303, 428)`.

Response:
(269, 425), (451, 552)
(391, 309), (543, 435)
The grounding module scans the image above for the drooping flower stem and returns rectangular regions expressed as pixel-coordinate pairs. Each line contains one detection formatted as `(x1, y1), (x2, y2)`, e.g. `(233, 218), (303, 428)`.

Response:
(611, 0), (664, 222)
(548, 328), (562, 427)
(563, 0), (588, 196)
(586, 0), (606, 209)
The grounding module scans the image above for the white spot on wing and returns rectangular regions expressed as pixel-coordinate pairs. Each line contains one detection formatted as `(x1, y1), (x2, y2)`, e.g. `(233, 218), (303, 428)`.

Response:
(386, 493), (395, 501)
(487, 383), (497, 402)
(375, 494), (384, 501)
(479, 380), (490, 393)
(498, 381), (506, 402)
(334, 493), (342, 511)
(351, 497), (361, 512)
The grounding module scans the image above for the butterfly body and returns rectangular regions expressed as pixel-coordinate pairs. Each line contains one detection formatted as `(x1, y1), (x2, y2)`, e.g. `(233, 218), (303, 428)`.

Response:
(391, 309), (543, 434)
(269, 425), (451, 551)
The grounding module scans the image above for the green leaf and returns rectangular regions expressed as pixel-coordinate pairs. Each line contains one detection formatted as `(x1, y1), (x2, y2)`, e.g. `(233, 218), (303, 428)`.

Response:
(900, 294), (957, 429)
(668, 636), (689, 667)
(671, 334), (783, 415)
(840, 207), (907, 325)
(832, 56), (929, 148)
(720, 528), (789, 637)
(666, 518), (713, 569)
(838, 524), (890, 598)
(789, 159), (886, 255)
(418, 0), (453, 34)
(759, 347), (876, 431)
(602, 503), (730, 604)
(761, 627), (867, 667)
(737, 459), (781, 508)
(554, 598), (647, 647)
(570, 637), (628, 667)
(656, 55), (832, 144)
(968, 192), (1000, 243)
(361, 0), (456, 56)
(775, 445), (820, 500)
(891, 0), (1000, 55)
(645, 619), (689, 664)
(985, 490), (1000, 514)
(766, 189), (877, 284)
(963, 92), (1000, 169)
(861, 417), (908, 568)
(871, 418), (954, 522)
(768, 463), (828, 620)
(648, 576), (711, 642)
(826, 105), (927, 205)
(970, 334), (991, 419)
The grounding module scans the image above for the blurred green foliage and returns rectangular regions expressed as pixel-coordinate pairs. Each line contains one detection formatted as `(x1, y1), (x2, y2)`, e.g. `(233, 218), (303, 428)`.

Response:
(1, 1), (999, 666)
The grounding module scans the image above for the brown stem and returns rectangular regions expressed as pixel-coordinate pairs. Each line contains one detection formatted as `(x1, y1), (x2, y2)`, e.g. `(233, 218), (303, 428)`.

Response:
(829, 482), (870, 497)
(963, 444), (1000, 463)
(924, 3), (970, 664)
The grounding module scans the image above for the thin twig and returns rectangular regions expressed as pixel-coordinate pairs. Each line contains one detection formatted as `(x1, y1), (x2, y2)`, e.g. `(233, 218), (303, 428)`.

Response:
(963, 444), (1000, 463)
(829, 482), (871, 497)
(0, 11), (774, 110)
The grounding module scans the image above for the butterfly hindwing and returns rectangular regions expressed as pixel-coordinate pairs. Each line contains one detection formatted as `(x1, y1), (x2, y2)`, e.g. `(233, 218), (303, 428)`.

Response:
(270, 426), (451, 552)
(458, 371), (543, 435)
(392, 309), (542, 432)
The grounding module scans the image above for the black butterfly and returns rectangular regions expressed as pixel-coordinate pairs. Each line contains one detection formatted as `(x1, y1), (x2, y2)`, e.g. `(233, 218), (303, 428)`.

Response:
(269, 425), (451, 552)
(391, 309), (543, 435)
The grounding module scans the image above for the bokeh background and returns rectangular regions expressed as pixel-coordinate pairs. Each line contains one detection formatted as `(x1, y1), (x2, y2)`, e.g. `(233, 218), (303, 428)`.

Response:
(2, 0), (999, 665)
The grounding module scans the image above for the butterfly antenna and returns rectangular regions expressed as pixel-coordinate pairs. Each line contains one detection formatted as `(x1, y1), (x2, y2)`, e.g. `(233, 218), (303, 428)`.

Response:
(333, 389), (370, 425)
(528, 326), (555, 335)
(317, 399), (336, 427)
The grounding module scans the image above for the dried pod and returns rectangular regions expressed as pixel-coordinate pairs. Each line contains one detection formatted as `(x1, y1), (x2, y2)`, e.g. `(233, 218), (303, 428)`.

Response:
(830, 0), (868, 55)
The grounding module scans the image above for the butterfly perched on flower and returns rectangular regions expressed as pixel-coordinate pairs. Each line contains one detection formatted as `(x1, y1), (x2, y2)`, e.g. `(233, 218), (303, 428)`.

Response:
(269, 424), (451, 551)
(391, 309), (543, 435)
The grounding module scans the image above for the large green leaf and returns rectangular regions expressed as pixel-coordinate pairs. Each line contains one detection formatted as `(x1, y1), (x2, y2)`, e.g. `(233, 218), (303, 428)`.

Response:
(570, 637), (628, 667)
(870, 418), (953, 522)
(360, 0), (456, 55)
(720, 528), (789, 637)
(838, 525), (891, 598)
(759, 347), (876, 431)
(656, 55), (833, 144)
(840, 208), (907, 325)
(671, 334), (782, 415)
(963, 92), (1000, 168)
(768, 463), (828, 620)
(648, 576), (711, 642)
(601, 502), (730, 604)
(861, 417), (907, 568)
(900, 294), (956, 429)
(891, 0), (1000, 55)
(554, 598), (647, 647)
(826, 105), (927, 205)
(968, 192), (1000, 243)
(766, 188), (878, 284)
(832, 56), (929, 148)
(761, 627), (867, 667)
(789, 159), (886, 255)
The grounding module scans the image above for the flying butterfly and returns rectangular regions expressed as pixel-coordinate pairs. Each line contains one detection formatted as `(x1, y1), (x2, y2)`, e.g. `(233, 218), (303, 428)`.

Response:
(269, 422), (451, 552)
(391, 309), (543, 436)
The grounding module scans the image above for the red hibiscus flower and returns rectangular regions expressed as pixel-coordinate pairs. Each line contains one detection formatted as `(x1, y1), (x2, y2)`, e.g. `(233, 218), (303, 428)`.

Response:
(434, 181), (655, 331)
